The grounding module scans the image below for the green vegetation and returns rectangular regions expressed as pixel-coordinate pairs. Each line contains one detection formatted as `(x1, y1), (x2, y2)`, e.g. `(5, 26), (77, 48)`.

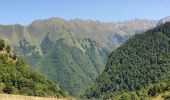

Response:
(14, 28), (111, 96)
(35, 37), (108, 96)
(86, 22), (170, 99)
(1, 18), (155, 97)
(0, 39), (68, 98)
(13, 39), (41, 67)
(113, 80), (170, 100)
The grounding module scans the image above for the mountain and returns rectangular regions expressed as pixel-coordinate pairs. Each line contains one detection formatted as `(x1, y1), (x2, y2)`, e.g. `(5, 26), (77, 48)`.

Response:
(0, 18), (157, 46)
(0, 39), (68, 98)
(0, 18), (157, 96)
(85, 22), (170, 99)
(158, 16), (170, 25)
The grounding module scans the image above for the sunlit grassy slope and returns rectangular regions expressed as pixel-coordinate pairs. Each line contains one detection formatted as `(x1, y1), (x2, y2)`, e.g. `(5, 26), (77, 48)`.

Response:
(0, 94), (70, 100)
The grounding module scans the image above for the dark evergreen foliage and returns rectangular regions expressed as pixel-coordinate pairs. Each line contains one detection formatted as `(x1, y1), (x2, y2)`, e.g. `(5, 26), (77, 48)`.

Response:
(86, 22), (170, 99)
(113, 80), (170, 100)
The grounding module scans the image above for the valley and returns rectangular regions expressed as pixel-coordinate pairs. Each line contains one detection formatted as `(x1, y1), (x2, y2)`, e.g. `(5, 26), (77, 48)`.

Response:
(0, 18), (157, 96)
(0, 1), (169, 100)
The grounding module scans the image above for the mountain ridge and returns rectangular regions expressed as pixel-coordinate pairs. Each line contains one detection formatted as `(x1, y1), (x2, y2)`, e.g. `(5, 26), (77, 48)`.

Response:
(85, 22), (170, 99)
(0, 17), (157, 96)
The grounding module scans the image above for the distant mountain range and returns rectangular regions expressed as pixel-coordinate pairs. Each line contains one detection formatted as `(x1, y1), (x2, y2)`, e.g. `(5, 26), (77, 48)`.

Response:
(0, 17), (157, 96)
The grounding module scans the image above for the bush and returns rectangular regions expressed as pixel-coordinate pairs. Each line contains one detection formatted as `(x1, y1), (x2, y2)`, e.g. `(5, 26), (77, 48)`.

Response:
(0, 40), (5, 51)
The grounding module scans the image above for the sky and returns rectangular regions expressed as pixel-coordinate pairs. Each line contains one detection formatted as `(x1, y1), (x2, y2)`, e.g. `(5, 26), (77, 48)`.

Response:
(0, 0), (170, 25)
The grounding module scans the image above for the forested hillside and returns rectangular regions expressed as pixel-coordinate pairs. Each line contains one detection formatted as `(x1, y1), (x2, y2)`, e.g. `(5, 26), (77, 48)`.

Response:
(0, 39), (68, 98)
(86, 22), (170, 99)
(113, 80), (170, 100)
(0, 18), (157, 96)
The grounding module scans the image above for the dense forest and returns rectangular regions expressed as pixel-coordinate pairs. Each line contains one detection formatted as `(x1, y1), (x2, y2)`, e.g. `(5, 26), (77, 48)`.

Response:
(0, 39), (68, 98)
(85, 22), (170, 99)
(113, 80), (170, 100)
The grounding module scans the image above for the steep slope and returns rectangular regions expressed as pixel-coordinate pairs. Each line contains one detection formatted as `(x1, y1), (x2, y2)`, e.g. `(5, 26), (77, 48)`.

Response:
(86, 22), (170, 99)
(0, 39), (68, 98)
(35, 37), (108, 96)
(0, 18), (157, 49)
(0, 18), (157, 96)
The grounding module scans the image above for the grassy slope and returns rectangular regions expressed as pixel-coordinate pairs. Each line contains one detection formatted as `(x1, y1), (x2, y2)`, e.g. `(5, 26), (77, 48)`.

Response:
(152, 91), (170, 100)
(0, 39), (68, 98)
(0, 93), (69, 100)
(35, 38), (108, 96)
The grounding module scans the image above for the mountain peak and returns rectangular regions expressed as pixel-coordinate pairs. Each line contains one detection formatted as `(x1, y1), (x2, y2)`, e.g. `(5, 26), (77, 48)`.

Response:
(157, 16), (170, 25)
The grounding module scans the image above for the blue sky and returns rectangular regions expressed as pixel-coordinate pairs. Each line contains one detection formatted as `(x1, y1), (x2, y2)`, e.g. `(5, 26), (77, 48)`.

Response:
(0, 0), (170, 25)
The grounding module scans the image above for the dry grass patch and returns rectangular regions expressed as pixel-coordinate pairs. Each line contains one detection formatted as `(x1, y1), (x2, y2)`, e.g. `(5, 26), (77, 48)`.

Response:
(0, 94), (70, 100)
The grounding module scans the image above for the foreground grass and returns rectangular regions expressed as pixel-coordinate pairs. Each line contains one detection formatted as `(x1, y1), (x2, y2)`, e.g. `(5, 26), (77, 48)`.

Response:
(0, 94), (73, 100)
(152, 91), (170, 100)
